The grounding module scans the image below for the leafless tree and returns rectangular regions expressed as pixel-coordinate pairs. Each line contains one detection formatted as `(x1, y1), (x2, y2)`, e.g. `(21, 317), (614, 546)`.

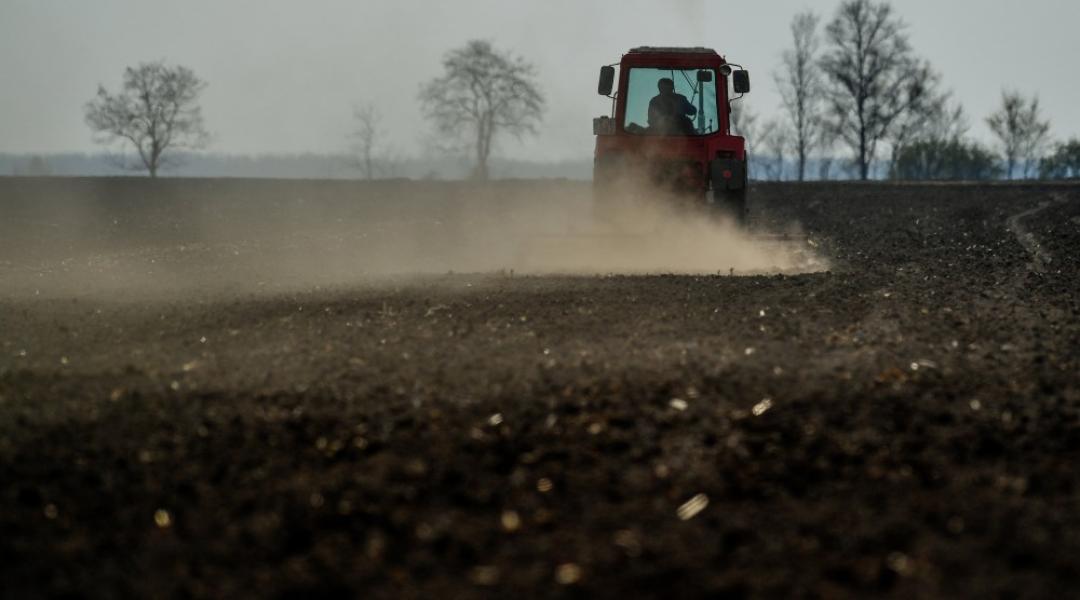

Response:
(775, 11), (824, 181)
(729, 101), (759, 151)
(418, 40), (544, 181)
(986, 90), (1052, 179)
(891, 97), (968, 169)
(758, 119), (791, 181)
(883, 65), (947, 177)
(919, 101), (970, 148)
(817, 127), (838, 180)
(938, 103), (970, 142)
(350, 103), (384, 180)
(892, 103), (1000, 181)
(84, 61), (209, 177)
(819, 0), (931, 180)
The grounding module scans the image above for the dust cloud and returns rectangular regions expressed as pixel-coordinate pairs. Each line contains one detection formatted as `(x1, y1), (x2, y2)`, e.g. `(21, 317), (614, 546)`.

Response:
(500, 190), (825, 275)
(0, 180), (827, 300)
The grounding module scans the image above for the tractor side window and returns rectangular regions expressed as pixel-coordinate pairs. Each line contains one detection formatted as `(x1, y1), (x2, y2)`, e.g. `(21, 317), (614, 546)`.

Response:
(623, 68), (719, 136)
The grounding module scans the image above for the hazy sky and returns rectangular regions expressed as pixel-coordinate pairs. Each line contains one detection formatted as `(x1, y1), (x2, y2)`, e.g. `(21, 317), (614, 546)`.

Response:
(2, 0), (1078, 160)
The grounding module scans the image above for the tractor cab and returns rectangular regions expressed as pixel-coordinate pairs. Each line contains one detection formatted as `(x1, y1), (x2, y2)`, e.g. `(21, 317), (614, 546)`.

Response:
(593, 47), (752, 221)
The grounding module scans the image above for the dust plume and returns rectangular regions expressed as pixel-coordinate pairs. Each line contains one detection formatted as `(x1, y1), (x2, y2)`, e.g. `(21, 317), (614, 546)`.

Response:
(513, 193), (820, 275)
(0, 179), (827, 300)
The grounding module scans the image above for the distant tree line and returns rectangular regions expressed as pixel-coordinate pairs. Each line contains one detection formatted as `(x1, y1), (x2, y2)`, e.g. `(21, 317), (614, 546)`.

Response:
(1039, 140), (1080, 180)
(750, 0), (1077, 182)
(75, 6), (1074, 182)
(1, 151), (593, 180)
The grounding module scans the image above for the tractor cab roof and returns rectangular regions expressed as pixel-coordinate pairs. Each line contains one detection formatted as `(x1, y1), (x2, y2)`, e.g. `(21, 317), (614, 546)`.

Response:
(622, 47), (726, 68)
(627, 46), (718, 55)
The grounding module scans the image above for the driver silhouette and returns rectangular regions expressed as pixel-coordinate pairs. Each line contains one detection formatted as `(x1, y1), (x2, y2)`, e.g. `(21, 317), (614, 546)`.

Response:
(648, 78), (697, 135)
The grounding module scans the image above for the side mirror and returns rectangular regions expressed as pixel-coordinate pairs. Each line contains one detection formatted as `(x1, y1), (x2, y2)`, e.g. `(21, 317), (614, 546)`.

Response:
(697, 70), (713, 83)
(733, 70), (751, 94)
(598, 66), (615, 96)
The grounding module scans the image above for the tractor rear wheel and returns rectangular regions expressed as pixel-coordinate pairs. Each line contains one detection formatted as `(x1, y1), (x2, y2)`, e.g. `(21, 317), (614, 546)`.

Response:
(714, 188), (747, 224)
(712, 160), (748, 225)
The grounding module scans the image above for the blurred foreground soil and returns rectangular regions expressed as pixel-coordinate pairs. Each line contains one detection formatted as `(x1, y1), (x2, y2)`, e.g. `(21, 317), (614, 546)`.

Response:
(2, 178), (1080, 598)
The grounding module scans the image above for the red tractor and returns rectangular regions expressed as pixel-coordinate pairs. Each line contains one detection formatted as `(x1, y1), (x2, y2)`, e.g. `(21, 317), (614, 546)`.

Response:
(593, 47), (751, 222)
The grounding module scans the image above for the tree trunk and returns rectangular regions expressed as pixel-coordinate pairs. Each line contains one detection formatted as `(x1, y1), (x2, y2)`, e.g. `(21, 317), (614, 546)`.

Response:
(474, 113), (494, 181)
(796, 105), (807, 181)
(858, 104), (870, 180)
(859, 139), (869, 180)
(474, 144), (489, 181)
(474, 119), (487, 181)
(148, 141), (161, 178)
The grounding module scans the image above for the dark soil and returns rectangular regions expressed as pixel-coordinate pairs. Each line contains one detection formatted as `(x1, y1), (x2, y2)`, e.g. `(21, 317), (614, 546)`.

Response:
(2, 179), (1079, 599)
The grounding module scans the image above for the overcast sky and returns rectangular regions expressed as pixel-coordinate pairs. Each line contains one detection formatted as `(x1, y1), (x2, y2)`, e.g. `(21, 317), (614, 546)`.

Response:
(2, 0), (1078, 160)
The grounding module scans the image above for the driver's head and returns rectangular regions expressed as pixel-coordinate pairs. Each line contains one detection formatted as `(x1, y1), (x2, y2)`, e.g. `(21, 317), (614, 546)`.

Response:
(657, 78), (675, 94)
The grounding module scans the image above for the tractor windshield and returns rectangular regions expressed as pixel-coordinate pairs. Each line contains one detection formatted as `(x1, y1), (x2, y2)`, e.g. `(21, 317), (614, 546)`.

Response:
(623, 67), (719, 136)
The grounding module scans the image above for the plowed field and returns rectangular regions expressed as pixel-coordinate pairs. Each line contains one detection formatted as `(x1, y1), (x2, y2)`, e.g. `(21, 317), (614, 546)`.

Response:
(2, 178), (1079, 598)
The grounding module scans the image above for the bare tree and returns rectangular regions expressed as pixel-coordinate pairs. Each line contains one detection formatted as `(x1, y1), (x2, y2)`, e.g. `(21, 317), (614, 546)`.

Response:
(418, 40), (544, 181)
(926, 101), (970, 144)
(84, 61), (209, 177)
(884, 66), (947, 177)
(897, 98), (968, 158)
(892, 99), (1002, 181)
(819, 0), (931, 180)
(1040, 139), (1080, 180)
(758, 120), (791, 181)
(775, 11), (824, 182)
(817, 127), (838, 180)
(729, 101), (760, 150)
(986, 90), (1051, 179)
(350, 103), (383, 180)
